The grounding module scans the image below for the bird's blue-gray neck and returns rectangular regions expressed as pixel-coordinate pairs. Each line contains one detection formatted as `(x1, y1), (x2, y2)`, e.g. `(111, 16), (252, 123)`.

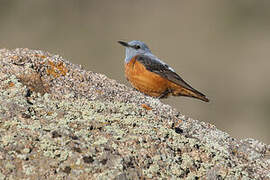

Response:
(119, 40), (152, 63)
(124, 47), (152, 63)
(124, 47), (137, 63)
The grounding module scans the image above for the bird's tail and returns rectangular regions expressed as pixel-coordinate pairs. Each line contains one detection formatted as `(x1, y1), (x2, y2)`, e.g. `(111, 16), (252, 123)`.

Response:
(172, 86), (209, 102)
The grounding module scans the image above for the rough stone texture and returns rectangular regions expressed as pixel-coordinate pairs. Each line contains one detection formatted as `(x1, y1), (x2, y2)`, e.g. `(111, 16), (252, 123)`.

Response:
(0, 48), (269, 179)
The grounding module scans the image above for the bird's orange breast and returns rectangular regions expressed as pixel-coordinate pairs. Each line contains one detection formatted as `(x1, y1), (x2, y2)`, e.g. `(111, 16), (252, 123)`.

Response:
(125, 57), (169, 97)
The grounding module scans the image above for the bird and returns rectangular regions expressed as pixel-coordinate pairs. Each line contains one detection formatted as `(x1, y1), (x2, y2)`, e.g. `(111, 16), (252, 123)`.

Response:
(118, 40), (209, 102)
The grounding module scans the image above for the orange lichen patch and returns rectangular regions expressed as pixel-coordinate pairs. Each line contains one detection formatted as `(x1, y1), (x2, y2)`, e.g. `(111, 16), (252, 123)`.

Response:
(47, 111), (53, 116)
(2, 81), (15, 90)
(141, 103), (152, 110)
(8, 82), (15, 88)
(17, 73), (50, 95)
(46, 60), (68, 78)
(173, 119), (182, 128)
(12, 56), (19, 60)
(34, 54), (46, 58)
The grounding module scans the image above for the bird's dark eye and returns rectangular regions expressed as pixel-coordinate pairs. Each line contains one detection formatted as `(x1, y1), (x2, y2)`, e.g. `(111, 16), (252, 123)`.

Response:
(134, 45), (141, 49)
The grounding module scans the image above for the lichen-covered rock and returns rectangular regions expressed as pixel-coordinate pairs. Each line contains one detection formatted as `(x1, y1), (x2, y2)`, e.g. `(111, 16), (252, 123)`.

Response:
(0, 48), (269, 179)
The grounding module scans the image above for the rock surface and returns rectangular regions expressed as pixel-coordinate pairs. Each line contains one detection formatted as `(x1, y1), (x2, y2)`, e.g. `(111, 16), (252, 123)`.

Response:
(0, 48), (269, 179)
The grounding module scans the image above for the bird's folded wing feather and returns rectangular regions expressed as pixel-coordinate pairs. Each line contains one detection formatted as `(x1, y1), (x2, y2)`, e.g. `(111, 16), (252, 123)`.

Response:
(136, 55), (206, 97)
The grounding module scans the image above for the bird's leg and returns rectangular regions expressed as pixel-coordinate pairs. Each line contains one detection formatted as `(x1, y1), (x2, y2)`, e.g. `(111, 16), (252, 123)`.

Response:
(158, 89), (171, 99)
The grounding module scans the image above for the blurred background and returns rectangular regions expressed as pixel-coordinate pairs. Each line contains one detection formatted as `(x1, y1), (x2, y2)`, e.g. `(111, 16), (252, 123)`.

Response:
(1, 0), (270, 144)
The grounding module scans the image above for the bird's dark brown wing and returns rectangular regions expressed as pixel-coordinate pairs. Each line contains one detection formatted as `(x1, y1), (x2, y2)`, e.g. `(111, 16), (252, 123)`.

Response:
(136, 55), (207, 98)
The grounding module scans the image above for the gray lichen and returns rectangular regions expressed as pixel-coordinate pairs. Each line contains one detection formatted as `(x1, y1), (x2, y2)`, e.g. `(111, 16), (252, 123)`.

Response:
(0, 48), (269, 179)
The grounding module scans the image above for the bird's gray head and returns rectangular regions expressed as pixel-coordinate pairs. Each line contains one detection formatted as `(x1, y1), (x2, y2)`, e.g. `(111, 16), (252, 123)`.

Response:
(118, 40), (152, 63)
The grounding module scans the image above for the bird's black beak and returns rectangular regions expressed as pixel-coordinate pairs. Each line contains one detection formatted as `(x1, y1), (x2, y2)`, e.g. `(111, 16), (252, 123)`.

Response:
(118, 41), (129, 47)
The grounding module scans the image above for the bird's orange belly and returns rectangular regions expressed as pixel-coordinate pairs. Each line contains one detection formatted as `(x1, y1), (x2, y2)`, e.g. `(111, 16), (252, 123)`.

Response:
(125, 58), (169, 97)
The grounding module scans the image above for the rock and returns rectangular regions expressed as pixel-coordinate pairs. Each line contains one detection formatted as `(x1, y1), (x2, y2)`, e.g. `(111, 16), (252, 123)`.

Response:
(0, 48), (269, 179)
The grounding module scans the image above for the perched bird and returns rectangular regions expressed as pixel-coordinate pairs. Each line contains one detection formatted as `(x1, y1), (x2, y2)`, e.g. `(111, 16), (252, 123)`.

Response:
(118, 40), (209, 102)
